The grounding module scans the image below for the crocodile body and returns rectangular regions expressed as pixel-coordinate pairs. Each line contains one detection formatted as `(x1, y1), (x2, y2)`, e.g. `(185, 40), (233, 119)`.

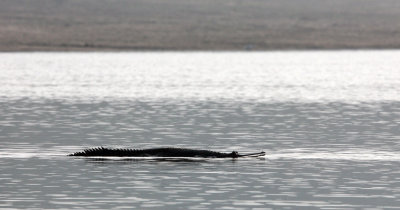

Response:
(69, 147), (264, 158)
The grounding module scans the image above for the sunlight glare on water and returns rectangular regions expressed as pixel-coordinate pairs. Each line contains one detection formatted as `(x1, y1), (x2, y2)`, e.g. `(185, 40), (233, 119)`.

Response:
(0, 51), (399, 102)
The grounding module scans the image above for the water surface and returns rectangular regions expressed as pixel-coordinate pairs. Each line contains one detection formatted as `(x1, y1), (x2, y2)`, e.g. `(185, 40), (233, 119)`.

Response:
(1, 51), (400, 209)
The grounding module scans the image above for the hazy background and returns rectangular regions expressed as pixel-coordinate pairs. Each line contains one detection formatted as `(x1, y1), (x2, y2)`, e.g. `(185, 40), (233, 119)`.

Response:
(1, 0), (400, 51)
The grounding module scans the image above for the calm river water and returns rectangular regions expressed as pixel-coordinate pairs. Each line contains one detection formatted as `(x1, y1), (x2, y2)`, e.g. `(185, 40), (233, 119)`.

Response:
(1, 51), (400, 209)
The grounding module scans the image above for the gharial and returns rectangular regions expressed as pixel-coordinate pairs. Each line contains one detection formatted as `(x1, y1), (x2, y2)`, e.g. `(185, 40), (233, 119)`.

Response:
(68, 147), (265, 158)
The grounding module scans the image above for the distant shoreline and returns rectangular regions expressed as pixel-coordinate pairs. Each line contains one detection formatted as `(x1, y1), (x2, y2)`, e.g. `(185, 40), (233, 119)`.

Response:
(3, 42), (400, 52)
(2, 0), (400, 52)
(2, 46), (400, 52)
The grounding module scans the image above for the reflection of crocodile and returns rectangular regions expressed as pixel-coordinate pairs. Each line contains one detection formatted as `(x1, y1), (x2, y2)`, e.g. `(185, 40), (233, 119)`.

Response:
(68, 147), (265, 158)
